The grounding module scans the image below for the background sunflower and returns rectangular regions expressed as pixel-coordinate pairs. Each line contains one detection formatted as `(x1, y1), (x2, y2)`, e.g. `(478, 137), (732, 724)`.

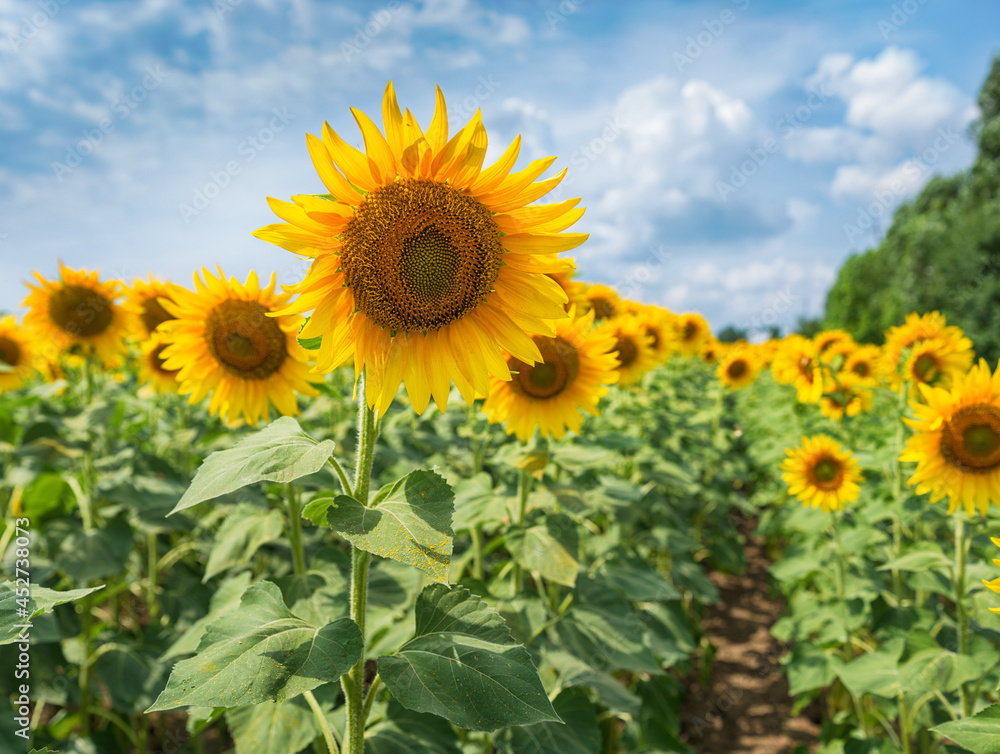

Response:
(781, 434), (864, 512)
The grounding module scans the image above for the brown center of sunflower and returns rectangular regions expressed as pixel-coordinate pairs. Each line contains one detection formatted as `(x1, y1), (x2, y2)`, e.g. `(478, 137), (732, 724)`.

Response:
(508, 336), (580, 400)
(150, 343), (180, 378)
(590, 297), (615, 321)
(48, 284), (114, 338)
(0, 336), (21, 367)
(142, 297), (174, 334)
(645, 326), (660, 350)
(809, 455), (844, 490)
(614, 335), (638, 368)
(339, 178), (503, 333)
(851, 361), (870, 377)
(940, 404), (1000, 473)
(727, 359), (748, 379)
(682, 321), (698, 342)
(204, 299), (287, 380)
(912, 352), (940, 384)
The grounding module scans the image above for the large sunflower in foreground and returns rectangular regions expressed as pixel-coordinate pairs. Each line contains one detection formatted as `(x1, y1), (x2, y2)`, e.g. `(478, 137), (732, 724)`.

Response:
(158, 269), (321, 426)
(781, 434), (864, 513)
(0, 316), (38, 393)
(598, 315), (658, 386)
(483, 309), (619, 440)
(254, 82), (587, 415)
(22, 263), (131, 366)
(902, 360), (1000, 517)
(127, 275), (176, 337)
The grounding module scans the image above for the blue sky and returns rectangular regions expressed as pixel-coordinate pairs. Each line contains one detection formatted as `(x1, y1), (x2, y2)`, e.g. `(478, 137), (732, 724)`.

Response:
(1, 0), (997, 334)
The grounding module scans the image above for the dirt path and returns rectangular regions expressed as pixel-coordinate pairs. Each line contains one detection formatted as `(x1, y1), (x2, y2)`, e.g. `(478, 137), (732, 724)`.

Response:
(679, 520), (820, 754)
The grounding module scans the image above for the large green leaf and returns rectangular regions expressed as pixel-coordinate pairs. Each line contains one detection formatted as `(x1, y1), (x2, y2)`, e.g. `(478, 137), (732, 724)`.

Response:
(494, 687), (601, 754)
(0, 582), (103, 644)
(837, 637), (904, 698)
(324, 470), (454, 583)
(203, 504), (285, 581)
(148, 581), (362, 711)
(878, 543), (952, 573)
(933, 703), (1000, 754)
(92, 644), (169, 714)
(226, 700), (318, 754)
(365, 699), (463, 754)
(507, 514), (580, 587)
(56, 517), (133, 582)
(171, 417), (336, 514)
(378, 584), (560, 731)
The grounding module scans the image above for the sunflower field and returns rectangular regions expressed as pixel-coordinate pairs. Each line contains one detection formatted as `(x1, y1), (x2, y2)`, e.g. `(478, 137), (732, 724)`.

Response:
(5, 84), (1000, 754)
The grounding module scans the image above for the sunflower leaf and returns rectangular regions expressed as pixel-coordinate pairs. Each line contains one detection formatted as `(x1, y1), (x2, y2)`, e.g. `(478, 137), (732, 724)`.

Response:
(171, 417), (336, 514)
(0, 582), (104, 645)
(378, 584), (560, 731)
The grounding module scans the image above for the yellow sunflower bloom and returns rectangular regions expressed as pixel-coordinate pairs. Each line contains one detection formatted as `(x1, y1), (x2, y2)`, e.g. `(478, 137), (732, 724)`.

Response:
(483, 309), (619, 441)
(883, 311), (973, 387)
(843, 344), (885, 387)
(633, 305), (675, 363)
(675, 312), (710, 356)
(814, 329), (855, 361)
(902, 359), (1000, 517)
(717, 347), (759, 390)
(981, 539), (1000, 613)
(0, 316), (38, 393)
(598, 315), (658, 387)
(22, 263), (132, 366)
(771, 335), (824, 403)
(253, 82), (587, 415)
(547, 266), (590, 314)
(781, 434), (864, 512)
(819, 373), (873, 421)
(126, 275), (176, 337)
(700, 337), (722, 365)
(137, 336), (181, 395)
(900, 336), (973, 392)
(582, 283), (620, 322)
(158, 268), (321, 426)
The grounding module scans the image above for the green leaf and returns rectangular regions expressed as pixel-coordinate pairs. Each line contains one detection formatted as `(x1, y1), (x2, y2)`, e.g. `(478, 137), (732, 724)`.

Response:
(226, 700), (318, 754)
(92, 644), (169, 714)
(326, 470), (454, 584)
(507, 515), (580, 587)
(878, 543), (952, 573)
(596, 551), (679, 602)
(365, 699), (464, 754)
(163, 573), (252, 660)
(148, 581), (362, 711)
(0, 582), (103, 644)
(837, 637), (904, 698)
(495, 687), (601, 754)
(171, 417), (336, 514)
(56, 517), (133, 582)
(541, 649), (641, 716)
(204, 504), (285, 581)
(378, 583), (560, 731)
(933, 703), (1000, 754)
(784, 642), (844, 695)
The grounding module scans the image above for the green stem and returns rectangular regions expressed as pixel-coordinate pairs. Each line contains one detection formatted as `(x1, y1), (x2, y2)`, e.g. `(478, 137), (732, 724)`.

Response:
(304, 690), (339, 754)
(286, 483), (306, 577)
(899, 692), (912, 754)
(891, 382), (908, 602)
(512, 469), (532, 594)
(955, 512), (972, 717)
(79, 592), (93, 737)
(342, 374), (380, 754)
(471, 523), (485, 581)
(328, 456), (354, 497)
(146, 532), (159, 622)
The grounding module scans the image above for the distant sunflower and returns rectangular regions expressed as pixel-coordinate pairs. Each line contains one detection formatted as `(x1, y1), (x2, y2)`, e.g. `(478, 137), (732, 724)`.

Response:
(598, 315), (657, 386)
(814, 329), (854, 361)
(819, 374), (873, 421)
(675, 312), (710, 356)
(583, 283), (620, 322)
(254, 82), (586, 415)
(781, 435), (864, 513)
(137, 337), (181, 394)
(883, 311), (973, 387)
(0, 316), (37, 393)
(483, 309), (619, 440)
(634, 305), (674, 362)
(902, 359), (1000, 517)
(127, 275), (176, 337)
(717, 348), (758, 390)
(843, 344), (884, 387)
(772, 335), (824, 403)
(981, 539), (1000, 613)
(901, 337), (973, 392)
(547, 266), (590, 314)
(158, 268), (321, 426)
(700, 338), (721, 364)
(22, 263), (131, 366)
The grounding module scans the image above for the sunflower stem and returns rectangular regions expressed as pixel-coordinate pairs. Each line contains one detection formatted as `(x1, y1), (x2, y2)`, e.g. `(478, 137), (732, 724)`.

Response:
(471, 523), (485, 581)
(286, 483), (307, 577)
(512, 469), (532, 594)
(343, 374), (379, 754)
(954, 512), (973, 717)
(891, 382), (909, 604)
(146, 532), (159, 623)
(304, 690), (339, 754)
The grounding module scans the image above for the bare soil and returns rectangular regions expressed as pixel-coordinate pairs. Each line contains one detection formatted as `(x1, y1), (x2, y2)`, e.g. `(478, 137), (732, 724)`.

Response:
(679, 520), (821, 754)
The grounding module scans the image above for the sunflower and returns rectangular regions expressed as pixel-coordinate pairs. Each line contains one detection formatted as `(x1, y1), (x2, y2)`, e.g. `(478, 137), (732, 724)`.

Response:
(900, 337), (973, 392)
(982, 539), (1000, 613)
(0, 316), (38, 393)
(158, 268), (321, 426)
(902, 359), (1000, 517)
(717, 347), (758, 390)
(137, 336), (181, 394)
(700, 337), (721, 364)
(254, 82), (587, 415)
(819, 373), (873, 421)
(127, 275), (176, 337)
(814, 329), (855, 362)
(633, 305), (675, 363)
(771, 335), (824, 403)
(883, 311), (973, 386)
(583, 283), (620, 322)
(22, 263), (132, 366)
(675, 312), (710, 356)
(483, 308), (619, 440)
(781, 435), (864, 513)
(597, 315), (658, 387)
(547, 266), (590, 314)
(843, 344), (884, 387)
